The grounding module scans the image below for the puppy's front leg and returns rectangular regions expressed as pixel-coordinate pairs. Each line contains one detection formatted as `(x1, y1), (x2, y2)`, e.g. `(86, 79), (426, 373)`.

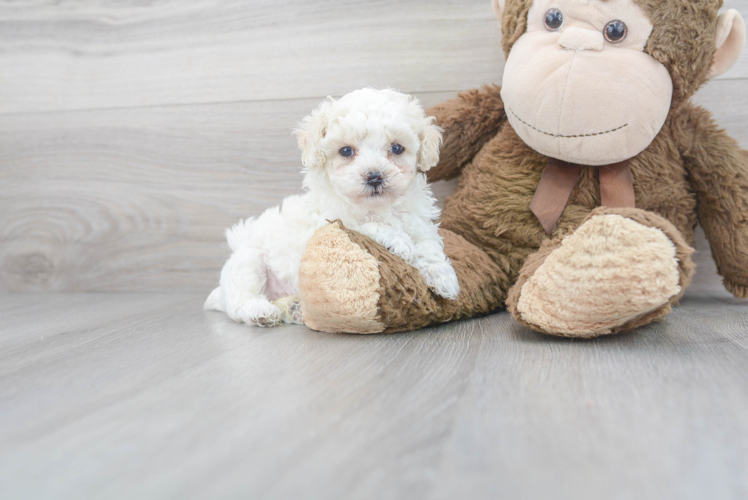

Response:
(357, 223), (418, 266)
(413, 238), (460, 300)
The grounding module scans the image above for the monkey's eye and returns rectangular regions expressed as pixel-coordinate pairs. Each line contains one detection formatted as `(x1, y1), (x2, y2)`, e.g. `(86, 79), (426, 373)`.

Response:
(544, 8), (564, 31)
(604, 20), (628, 43)
(339, 146), (355, 157)
(390, 144), (405, 155)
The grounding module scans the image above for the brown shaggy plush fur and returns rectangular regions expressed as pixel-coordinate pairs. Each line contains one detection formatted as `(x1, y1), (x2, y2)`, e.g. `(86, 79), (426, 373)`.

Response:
(370, 228), (507, 333)
(299, 0), (747, 337)
(636, 0), (723, 109)
(427, 85), (506, 182)
(299, 222), (507, 334)
(500, 1), (535, 58)
(672, 103), (748, 298)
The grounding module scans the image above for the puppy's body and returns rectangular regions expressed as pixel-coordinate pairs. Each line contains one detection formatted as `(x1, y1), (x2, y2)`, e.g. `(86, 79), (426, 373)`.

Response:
(204, 174), (450, 325)
(205, 89), (459, 327)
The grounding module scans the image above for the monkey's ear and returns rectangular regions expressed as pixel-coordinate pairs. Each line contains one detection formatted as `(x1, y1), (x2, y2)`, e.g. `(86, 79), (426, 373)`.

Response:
(709, 9), (746, 79)
(491, 0), (505, 21)
(294, 97), (335, 170)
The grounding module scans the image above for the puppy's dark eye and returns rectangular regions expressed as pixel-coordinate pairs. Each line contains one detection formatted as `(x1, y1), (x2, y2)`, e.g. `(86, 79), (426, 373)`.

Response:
(390, 144), (405, 155)
(604, 20), (628, 43)
(339, 146), (354, 158)
(544, 8), (564, 31)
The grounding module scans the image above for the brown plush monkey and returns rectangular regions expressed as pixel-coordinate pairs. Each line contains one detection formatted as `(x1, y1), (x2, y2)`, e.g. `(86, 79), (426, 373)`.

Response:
(297, 0), (748, 337)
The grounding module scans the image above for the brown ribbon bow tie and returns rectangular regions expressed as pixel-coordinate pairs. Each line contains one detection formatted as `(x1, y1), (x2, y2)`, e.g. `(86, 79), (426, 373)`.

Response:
(530, 158), (635, 235)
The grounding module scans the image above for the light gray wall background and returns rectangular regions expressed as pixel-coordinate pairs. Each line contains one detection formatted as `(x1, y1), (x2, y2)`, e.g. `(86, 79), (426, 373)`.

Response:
(1, 0), (746, 292)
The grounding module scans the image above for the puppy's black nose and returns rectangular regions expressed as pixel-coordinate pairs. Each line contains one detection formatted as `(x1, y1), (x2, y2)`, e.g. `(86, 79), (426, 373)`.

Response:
(365, 171), (384, 187)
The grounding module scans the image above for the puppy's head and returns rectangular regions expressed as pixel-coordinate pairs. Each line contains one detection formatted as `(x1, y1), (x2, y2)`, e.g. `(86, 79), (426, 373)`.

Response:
(294, 88), (442, 206)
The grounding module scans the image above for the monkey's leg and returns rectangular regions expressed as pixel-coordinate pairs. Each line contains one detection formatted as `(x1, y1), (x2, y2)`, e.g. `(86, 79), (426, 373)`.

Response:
(506, 207), (695, 338)
(298, 221), (508, 334)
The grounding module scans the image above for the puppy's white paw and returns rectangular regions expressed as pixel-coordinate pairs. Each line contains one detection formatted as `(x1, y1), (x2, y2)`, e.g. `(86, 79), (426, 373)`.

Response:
(386, 234), (418, 264)
(272, 295), (304, 325)
(420, 262), (460, 300)
(228, 298), (282, 327)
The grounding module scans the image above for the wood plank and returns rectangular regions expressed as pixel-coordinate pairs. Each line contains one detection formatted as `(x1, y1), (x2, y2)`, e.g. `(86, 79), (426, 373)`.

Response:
(692, 77), (748, 140)
(1, 0), (745, 115)
(428, 299), (748, 500)
(2, 80), (747, 292)
(0, 291), (746, 499)
(0, 0), (504, 114)
(0, 293), (197, 363)
(0, 91), (457, 292)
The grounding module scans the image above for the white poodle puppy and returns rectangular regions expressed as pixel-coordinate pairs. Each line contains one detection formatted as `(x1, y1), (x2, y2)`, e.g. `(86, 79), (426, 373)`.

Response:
(204, 88), (460, 327)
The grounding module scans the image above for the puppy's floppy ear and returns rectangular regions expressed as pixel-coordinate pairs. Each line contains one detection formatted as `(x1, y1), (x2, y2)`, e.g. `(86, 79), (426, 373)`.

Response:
(417, 118), (443, 172)
(294, 96), (335, 170)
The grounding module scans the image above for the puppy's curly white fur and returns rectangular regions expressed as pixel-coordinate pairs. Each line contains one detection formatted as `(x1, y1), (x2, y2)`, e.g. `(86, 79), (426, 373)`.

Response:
(204, 88), (460, 327)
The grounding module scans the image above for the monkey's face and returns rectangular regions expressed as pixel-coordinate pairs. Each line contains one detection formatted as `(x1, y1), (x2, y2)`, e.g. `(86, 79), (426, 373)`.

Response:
(500, 0), (673, 166)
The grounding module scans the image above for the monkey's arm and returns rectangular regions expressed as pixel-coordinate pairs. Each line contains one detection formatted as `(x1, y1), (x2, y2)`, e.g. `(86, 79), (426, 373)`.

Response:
(679, 104), (748, 298)
(426, 84), (506, 182)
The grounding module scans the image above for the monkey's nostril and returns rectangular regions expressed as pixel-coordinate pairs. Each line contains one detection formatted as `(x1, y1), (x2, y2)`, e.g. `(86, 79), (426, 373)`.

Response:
(365, 171), (385, 186)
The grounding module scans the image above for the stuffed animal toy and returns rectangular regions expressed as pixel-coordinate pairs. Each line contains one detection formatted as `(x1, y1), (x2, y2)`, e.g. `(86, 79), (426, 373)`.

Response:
(297, 0), (748, 338)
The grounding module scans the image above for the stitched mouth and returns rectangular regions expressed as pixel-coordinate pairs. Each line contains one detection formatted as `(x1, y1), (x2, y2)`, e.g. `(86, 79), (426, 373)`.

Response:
(508, 108), (628, 138)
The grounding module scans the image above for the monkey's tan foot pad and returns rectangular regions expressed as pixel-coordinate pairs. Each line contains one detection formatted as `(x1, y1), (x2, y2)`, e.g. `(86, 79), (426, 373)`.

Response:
(507, 208), (695, 338)
(298, 220), (465, 334)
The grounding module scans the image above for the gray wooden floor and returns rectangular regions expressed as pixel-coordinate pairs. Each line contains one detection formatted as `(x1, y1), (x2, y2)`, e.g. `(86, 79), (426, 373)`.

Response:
(2, 255), (748, 500)
(2, 1), (748, 498)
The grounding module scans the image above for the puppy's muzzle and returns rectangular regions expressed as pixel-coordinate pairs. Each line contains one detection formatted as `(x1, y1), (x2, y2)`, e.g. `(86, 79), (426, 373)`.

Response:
(365, 171), (385, 188)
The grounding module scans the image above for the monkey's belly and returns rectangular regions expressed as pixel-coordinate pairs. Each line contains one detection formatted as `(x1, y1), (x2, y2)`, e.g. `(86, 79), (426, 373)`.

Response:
(440, 126), (697, 274)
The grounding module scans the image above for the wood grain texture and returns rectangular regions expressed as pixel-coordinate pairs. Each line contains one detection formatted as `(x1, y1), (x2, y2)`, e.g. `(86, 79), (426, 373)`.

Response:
(0, 91), (458, 291)
(2, 80), (747, 292)
(1, 0), (747, 292)
(2, 3), (748, 497)
(0, 0), (504, 114)
(0, 1), (744, 115)
(0, 287), (746, 500)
